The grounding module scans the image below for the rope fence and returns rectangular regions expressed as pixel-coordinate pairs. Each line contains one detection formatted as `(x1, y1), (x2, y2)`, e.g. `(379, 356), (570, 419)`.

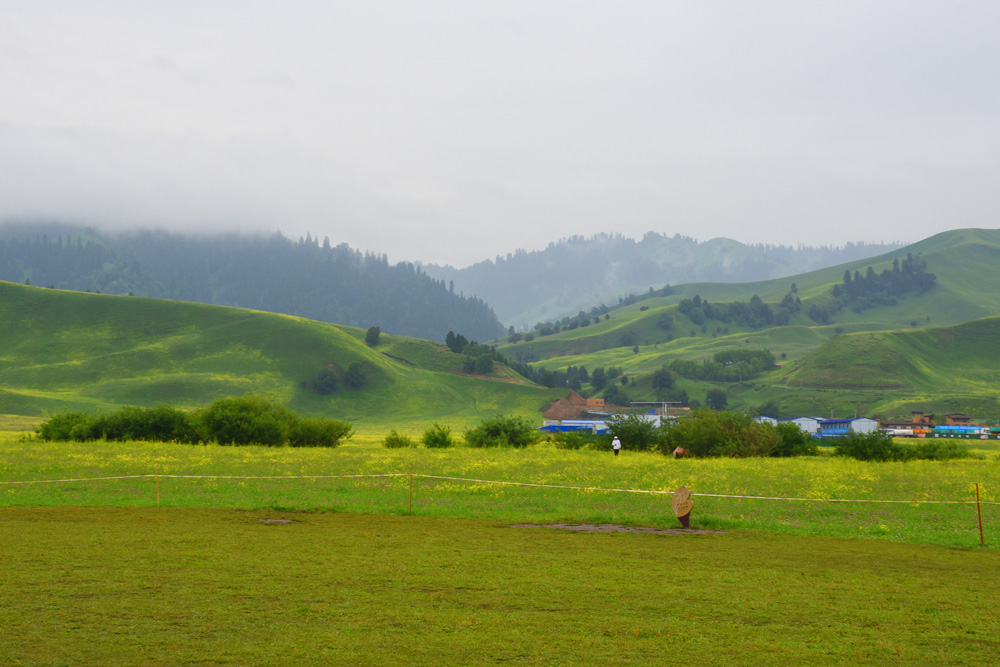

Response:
(3, 471), (994, 545)
(2, 471), (996, 505)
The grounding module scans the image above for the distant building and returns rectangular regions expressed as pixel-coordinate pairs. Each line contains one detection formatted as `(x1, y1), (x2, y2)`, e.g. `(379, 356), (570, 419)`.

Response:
(817, 418), (879, 437)
(880, 411), (935, 431)
(782, 417), (821, 435)
(945, 413), (973, 426)
(539, 419), (610, 434)
(753, 416), (778, 426)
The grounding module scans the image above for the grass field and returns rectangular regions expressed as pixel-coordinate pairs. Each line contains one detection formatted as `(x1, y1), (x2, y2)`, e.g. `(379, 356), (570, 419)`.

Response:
(2, 508), (999, 666)
(3, 430), (998, 550)
(4, 428), (1000, 664)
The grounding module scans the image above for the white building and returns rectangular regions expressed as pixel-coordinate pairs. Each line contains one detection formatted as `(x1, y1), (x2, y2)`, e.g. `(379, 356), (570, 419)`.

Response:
(782, 417), (821, 435)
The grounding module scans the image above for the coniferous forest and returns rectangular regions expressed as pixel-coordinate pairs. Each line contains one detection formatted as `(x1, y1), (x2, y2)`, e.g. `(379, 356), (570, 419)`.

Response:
(0, 224), (504, 343)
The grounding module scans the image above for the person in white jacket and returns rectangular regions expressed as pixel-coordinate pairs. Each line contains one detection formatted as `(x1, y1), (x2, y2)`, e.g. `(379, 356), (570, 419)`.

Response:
(612, 436), (622, 456)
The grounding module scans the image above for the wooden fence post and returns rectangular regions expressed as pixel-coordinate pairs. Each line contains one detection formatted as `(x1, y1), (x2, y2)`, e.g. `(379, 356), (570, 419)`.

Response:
(976, 483), (985, 547)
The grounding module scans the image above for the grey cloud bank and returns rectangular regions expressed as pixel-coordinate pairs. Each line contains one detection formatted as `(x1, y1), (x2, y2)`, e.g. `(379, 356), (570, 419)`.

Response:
(2, 2), (998, 266)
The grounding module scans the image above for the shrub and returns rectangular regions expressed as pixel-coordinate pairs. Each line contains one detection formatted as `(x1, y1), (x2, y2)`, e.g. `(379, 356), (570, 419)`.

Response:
(288, 416), (353, 447)
(38, 406), (197, 443)
(422, 422), (454, 448)
(382, 429), (414, 449)
(90, 405), (198, 443)
(904, 441), (982, 461)
(834, 433), (982, 462)
(658, 409), (786, 458)
(465, 415), (539, 448)
(833, 431), (900, 461)
(715, 420), (780, 458)
(550, 431), (598, 450)
(772, 422), (818, 457)
(198, 395), (290, 446)
(313, 368), (339, 395)
(606, 413), (660, 452)
(37, 411), (94, 441)
(344, 363), (365, 389)
(35, 397), (353, 447)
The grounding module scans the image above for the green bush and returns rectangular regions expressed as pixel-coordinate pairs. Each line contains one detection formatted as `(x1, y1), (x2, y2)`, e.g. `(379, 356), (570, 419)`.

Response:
(659, 409), (788, 458)
(550, 430), (600, 450)
(834, 433), (982, 462)
(772, 422), (818, 457)
(606, 413), (659, 451)
(833, 431), (901, 461)
(904, 441), (982, 461)
(198, 395), (290, 446)
(288, 416), (353, 447)
(382, 429), (414, 449)
(37, 411), (95, 441)
(465, 415), (540, 448)
(91, 405), (198, 443)
(35, 396), (352, 447)
(422, 422), (454, 448)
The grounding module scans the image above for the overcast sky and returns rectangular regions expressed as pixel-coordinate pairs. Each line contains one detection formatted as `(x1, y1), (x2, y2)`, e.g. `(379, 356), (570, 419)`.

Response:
(2, 2), (998, 266)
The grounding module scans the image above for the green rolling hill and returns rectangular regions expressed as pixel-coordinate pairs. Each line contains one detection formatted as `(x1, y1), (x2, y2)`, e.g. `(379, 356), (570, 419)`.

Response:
(4, 227), (1000, 429)
(764, 316), (1000, 418)
(497, 228), (1000, 419)
(0, 281), (562, 431)
(501, 228), (1000, 361)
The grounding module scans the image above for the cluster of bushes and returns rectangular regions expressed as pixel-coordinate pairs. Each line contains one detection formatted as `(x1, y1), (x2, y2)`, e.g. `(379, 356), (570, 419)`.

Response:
(831, 253), (936, 313)
(833, 431), (981, 462)
(670, 349), (776, 382)
(37, 396), (353, 447)
(307, 362), (367, 395)
(382, 415), (540, 449)
(376, 411), (984, 462)
(551, 411), (815, 457)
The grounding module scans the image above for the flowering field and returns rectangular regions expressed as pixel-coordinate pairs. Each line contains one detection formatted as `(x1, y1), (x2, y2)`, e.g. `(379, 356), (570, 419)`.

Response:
(3, 429), (998, 549)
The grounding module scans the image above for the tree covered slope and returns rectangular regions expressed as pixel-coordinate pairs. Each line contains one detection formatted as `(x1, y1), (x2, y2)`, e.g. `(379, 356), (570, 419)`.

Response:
(0, 224), (505, 343)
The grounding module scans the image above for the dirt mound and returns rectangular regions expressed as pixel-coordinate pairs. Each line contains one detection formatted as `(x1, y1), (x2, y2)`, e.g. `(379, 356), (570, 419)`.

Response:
(511, 523), (724, 536)
(542, 390), (589, 420)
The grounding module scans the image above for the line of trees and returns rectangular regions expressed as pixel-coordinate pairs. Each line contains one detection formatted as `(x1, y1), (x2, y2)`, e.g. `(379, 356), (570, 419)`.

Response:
(678, 290), (801, 329)
(832, 253), (936, 312)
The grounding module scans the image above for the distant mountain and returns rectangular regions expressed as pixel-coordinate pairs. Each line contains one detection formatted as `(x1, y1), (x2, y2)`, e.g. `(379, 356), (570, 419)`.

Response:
(421, 232), (903, 329)
(0, 224), (504, 343)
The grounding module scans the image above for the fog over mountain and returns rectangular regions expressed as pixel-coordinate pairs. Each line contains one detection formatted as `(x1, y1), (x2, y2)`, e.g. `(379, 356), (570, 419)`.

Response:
(2, 4), (998, 266)
(422, 233), (904, 328)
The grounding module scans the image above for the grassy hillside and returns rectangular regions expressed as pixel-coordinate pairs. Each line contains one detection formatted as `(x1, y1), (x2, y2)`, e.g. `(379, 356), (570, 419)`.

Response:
(493, 229), (1000, 418)
(502, 228), (1000, 360)
(0, 281), (562, 430)
(764, 315), (1000, 417)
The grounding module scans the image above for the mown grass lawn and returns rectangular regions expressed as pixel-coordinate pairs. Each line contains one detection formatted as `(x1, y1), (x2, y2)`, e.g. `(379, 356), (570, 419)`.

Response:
(2, 508), (998, 666)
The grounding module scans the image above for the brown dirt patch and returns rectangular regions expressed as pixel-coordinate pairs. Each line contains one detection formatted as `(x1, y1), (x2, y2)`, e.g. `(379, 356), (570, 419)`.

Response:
(511, 523), (724, 536)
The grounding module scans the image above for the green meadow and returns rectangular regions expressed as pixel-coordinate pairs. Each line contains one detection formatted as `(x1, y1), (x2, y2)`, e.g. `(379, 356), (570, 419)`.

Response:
(3, 508), (999, 666)
(3, 430), (997, 550)
(4, 426), (1000, 665)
